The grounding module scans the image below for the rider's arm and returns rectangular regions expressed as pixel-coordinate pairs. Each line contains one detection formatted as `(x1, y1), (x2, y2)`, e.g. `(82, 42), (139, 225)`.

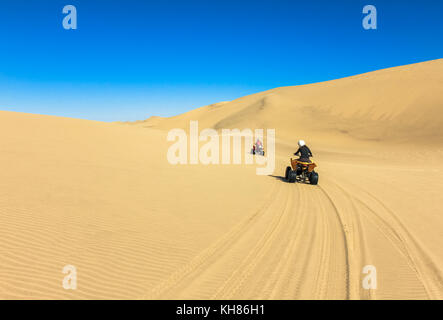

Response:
(294, 148), (300, 156)
(307, 146), (313, 157)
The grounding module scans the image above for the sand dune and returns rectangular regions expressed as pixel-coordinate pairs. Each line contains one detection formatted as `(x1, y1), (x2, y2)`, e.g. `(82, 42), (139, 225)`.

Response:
(1, 59), (443, 299)
(139, 59), (443, 147)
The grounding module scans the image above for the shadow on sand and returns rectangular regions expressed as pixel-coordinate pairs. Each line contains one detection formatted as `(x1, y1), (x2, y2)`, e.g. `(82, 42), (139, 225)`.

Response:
(269, 175), (314, 185)
(268, 175), (290, 183)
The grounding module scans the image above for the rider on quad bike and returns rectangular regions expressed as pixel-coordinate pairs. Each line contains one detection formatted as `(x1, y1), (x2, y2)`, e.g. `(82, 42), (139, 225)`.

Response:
(252, 138), (265, 156)
(284, 140), (319, 185)
(294, 140), (312, 163)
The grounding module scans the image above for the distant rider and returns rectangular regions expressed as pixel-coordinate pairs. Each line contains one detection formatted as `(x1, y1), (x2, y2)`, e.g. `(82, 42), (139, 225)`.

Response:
(294, 140), (313, 163)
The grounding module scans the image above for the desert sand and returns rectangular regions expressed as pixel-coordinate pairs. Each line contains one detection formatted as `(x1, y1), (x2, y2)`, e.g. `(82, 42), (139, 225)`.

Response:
(1, 59), (443, 299)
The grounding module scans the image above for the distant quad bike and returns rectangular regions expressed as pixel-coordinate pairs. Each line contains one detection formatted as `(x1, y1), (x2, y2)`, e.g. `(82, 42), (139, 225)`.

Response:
(285, 158), (319, 185)
(252, 144), (265, 156)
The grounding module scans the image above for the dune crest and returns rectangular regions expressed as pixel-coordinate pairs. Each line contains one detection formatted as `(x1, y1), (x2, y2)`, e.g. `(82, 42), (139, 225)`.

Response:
(138, 59), (443, 146)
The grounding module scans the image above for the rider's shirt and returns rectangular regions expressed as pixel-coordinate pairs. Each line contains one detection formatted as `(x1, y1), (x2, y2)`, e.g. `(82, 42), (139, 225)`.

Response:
(295, 145), (313, 160)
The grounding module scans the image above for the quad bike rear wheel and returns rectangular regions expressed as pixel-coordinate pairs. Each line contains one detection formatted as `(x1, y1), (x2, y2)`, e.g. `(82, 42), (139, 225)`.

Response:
(288, 170), (297, 183)
(309, 171), (319, 185)
(285, 167), (291, 181)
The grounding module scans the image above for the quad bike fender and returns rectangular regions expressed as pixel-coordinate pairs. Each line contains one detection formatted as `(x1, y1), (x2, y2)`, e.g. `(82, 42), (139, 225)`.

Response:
(291, 158), (317, 172)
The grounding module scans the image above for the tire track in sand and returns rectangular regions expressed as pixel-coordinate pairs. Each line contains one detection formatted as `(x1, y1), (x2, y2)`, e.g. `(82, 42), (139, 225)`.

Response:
(328, 178), (443, 299)
(210, 180), (296, 299)
(143, 175), (366, 300)
(212, 180), (350, 300)
(316, 184), (353, 299)
(141, 180), (283, 299)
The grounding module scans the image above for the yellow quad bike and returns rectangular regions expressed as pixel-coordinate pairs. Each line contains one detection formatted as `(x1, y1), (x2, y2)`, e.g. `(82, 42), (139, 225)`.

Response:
(285, 158), (319, 185)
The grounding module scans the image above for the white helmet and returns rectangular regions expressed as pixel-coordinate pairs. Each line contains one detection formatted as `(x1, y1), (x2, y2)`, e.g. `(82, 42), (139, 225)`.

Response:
(298, 140), (306, 147)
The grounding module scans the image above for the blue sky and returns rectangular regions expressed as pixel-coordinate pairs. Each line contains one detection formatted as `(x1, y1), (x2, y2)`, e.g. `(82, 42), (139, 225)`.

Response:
(0, 0), (442, 121)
